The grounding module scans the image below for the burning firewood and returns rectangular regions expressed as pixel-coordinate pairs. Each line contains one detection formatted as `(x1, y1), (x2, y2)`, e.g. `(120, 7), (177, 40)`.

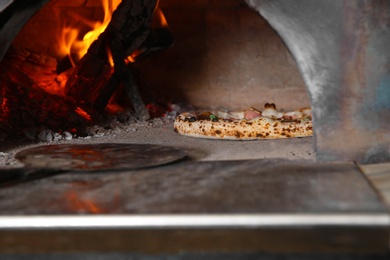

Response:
(0, 0), (173, 139)
(0, 48), (90, 137)
(65, 0), (158, 120)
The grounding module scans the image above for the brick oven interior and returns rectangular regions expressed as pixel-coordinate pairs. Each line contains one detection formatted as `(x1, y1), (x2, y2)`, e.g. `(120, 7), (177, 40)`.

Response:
(0, 0), (314, 163)
(1, 0), (390, 257)
(11, 0), (310, 110)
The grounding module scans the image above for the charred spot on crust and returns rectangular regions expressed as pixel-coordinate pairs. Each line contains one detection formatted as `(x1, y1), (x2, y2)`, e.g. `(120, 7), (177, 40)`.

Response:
(215, 130), (222, 135)
(256, 133), (263, 137)
(282, 116), (295, 122)
(174, 127), (178, 133)
(264, 103), (276, 109)
(189, 117), (197, 122)
(246, 122), (253, 125)
(235, 131), (242, 138)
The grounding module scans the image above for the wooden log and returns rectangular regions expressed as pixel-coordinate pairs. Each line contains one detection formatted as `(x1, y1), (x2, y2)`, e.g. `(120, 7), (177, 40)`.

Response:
(65, 0), (157, 120)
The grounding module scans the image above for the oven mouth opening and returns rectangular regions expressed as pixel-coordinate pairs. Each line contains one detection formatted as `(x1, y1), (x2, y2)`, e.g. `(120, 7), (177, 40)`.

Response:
(3, 0), (389, 164)
(0, 0), (315, 165)
(0, 2), (388, 254)
(0, 0), (310, 141)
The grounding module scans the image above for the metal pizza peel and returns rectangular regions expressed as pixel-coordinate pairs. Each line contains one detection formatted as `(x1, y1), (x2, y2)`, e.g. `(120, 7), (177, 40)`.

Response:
(0, 143), (186, 185)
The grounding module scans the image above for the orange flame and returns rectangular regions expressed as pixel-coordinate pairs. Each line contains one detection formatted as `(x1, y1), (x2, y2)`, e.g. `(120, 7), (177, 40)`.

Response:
(154, 8), (169, 28)
(107, 47), (115, 67)
(153, 0), (168, 28)
(57, 0), (122, 66)
(58, 0), (168, 66)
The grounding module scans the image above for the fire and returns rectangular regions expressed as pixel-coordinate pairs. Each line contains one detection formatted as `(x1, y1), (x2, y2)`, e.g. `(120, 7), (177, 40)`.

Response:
(58, 0), (168, 65)
(57, 0), (122, 66)
(0, 0), (170, 138)
(154, 6), (169, 28)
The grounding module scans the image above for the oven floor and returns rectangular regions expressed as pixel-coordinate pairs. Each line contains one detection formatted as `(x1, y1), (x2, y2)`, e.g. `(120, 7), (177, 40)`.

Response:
(0, 118), (315, 167)
(0, 119), (389, 255)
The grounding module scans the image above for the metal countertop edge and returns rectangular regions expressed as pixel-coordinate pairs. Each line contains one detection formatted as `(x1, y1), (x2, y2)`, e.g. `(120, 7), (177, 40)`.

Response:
(0, 213), (389, 229)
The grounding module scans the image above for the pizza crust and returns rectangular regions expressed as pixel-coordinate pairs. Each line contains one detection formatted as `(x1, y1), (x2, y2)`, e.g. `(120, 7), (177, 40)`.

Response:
(174, 104), (313, 140)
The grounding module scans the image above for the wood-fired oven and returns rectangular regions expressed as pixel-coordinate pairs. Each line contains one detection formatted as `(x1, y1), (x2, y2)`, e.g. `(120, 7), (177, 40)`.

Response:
(1, 0), (389, 163)
(0, 0), (390, 257)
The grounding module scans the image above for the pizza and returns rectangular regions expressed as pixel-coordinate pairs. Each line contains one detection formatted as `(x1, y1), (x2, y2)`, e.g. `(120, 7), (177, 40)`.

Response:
(174, 103), (312, 140)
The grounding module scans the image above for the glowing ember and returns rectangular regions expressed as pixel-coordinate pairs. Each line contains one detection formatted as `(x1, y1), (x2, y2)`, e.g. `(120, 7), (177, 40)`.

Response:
(0, 97), (9, 121)
(75, 107), (92, 121)
(125, 49), (143, 64)
(106, 103), (124, 114)
(126, 56), (136, 64)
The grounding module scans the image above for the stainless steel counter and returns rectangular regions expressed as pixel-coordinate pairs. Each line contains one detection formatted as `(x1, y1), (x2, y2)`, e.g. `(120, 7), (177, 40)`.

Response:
(0, 159), (388, 254)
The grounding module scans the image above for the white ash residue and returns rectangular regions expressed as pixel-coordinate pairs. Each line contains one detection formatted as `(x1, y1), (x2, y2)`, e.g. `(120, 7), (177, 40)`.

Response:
(38, 129), (54, 142)
(24, 128), (74, 142)
(84, 116), (175, 139)
(0, 151), (20, 167)
(80, 103), (185, 139)
(18, 116), (174, 143)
